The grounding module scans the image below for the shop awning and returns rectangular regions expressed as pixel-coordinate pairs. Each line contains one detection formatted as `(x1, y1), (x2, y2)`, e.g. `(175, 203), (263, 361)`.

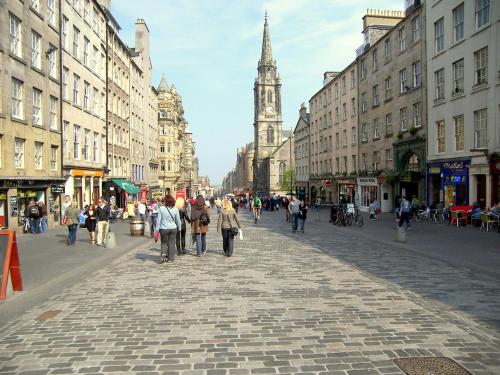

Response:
(111, 179), (141, 194)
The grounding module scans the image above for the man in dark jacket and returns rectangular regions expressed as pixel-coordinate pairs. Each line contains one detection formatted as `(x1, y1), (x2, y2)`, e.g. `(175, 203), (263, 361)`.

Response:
(27, 199), (41, 234)
(96, 197), (111, 246)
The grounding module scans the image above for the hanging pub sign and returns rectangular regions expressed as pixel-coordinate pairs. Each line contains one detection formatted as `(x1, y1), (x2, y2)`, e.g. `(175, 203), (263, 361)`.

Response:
(51, 184), (64, 194)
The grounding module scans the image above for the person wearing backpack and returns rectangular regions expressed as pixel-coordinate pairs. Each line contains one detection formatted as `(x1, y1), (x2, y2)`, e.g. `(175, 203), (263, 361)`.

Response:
(155, 194), (181, 264)
(398, 195), (411, 230)
(27, 200), (41, 234)
(191, 195), (210, 257)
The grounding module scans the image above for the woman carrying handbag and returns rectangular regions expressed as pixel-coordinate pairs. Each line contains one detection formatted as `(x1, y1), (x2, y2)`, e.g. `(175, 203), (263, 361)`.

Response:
(217, 198), (241, 257)
(154, 195), (181, 264)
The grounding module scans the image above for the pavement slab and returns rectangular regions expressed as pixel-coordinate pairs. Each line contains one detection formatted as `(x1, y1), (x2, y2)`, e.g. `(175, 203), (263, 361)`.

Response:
(0, 208), (499, 374)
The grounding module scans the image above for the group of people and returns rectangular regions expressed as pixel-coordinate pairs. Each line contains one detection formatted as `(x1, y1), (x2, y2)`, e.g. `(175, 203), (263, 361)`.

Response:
(62, 195), (111, 246)
(24, 200), (48, 234)
(154, 194), (242, 264)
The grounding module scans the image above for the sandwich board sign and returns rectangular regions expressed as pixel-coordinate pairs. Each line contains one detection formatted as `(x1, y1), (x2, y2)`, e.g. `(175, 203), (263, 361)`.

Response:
(0, 230), (23, 301)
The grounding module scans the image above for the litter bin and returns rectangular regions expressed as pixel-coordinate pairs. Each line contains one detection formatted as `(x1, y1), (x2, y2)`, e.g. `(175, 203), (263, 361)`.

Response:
(130, 218), (144, 236)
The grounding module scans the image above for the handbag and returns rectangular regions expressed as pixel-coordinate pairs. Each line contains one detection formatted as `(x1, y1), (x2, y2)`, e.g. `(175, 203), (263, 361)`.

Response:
(230, 227), (239, 236)
(61, 216), (68, 225)
(154, 231), (160, 242)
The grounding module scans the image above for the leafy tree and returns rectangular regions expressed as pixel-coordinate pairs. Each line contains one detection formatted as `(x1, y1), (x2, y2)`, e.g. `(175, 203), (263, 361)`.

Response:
(279, 167), (295, 193)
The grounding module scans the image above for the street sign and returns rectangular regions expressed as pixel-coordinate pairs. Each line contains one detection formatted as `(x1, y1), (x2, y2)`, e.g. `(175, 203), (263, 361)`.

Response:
(0, 230), (23, 301)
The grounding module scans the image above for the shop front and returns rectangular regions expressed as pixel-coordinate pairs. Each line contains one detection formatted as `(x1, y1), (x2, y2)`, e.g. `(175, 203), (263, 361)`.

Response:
(336, 178), (356, 204)
(427, 159), (470, 207)
(0, 178), (66, 233)
(357, 177), (378, 211)
(64, 169), (104, 208)
(491, 159), (500, 207)
(106, 178), (141, 207)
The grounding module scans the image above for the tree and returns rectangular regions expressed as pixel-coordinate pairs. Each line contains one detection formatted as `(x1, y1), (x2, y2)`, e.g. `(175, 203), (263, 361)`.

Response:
(279, 166), (295, 193)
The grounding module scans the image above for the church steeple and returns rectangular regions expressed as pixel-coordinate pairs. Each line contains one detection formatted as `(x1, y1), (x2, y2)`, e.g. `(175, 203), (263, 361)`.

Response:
(259, 13), (276, 69)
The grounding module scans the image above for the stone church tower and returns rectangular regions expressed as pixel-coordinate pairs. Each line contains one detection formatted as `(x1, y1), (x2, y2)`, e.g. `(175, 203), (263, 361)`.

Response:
(253, 14), (283, 194)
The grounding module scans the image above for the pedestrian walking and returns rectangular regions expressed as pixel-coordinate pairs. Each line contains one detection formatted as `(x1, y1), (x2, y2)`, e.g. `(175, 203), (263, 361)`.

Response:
(398, 195), (411, 229)
(283, 197), (291, 222)
(126, 199), (135, 220)
(298, 199), (308, 233)
(175, 197), (190, 255)
(191, 195), (210, 257)
(217, 198), (241, 257)
(64, 201), (80, 245)
(155, 194), (181, 264)
(84, 204), (97, 244)
(27, 199), (41, 234)
(96, 198), (111, 246)
(288, 195), (301, 232)
(39, 201), (48, 233)
(148, 199), (159, 237)
(138, 200), (146, 220)
(61, 195), (71, 225)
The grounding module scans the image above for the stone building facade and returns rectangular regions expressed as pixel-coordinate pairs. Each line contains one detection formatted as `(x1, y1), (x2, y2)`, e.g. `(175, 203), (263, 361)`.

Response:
(0, 0), (64, 231)
(293, 104), (310, 199)
(425, 0), (500, 208)
(61, 0), (108, 209)
(357, 8), (428, 212)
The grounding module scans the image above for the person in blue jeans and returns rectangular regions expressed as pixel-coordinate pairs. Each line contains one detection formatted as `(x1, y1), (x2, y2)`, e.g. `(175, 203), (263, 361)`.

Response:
(64, 201), (80, 245)
(398, 195), (411, 229)
(288, 195), (301, 232)
(190, 195), (210, 256)
(298, 200), (308, 233)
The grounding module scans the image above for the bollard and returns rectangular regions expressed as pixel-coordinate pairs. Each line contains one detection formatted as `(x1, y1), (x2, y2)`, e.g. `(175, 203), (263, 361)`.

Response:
(395, 226), (407, 242)
(106, 231), (117, 249)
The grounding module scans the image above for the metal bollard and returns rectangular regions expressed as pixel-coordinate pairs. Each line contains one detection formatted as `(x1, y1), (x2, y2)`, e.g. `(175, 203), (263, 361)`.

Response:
(395, 226), (407, 242)
(106, 231), (117, 249)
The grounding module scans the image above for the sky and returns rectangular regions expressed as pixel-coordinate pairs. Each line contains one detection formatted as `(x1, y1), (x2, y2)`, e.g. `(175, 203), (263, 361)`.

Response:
(111, 0), (404, 185)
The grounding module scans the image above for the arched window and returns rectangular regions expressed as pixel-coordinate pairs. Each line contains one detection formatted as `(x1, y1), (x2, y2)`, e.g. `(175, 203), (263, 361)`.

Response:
(406, 154), (419, 172)
(267, 127), (274, 144)
(261, 88), (265, 107)
(279, 162), (286, 184)
(267, 90), (273, 103)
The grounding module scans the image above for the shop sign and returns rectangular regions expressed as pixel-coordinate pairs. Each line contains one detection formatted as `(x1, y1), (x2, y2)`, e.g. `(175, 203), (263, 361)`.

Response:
(0, 193), (7, 200)
(48, 196), (56, 215)
(429, 167), (441, 174)
(445, 175), (465, 185)
(17, 190), (37, 198)
(71, 169), (104, 177)
(357, 177), (378, 186)
(442, 161), (466, 170)
(51, 184), (64, 194)
(324, 180), (332, 187)
(337, 179), (355, 185)
(10, 196), (18, 217)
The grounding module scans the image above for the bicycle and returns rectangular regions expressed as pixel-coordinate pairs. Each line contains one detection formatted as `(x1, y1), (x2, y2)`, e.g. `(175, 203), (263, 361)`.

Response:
(352, 208), (364, 227)
(253, 207), (261, 223)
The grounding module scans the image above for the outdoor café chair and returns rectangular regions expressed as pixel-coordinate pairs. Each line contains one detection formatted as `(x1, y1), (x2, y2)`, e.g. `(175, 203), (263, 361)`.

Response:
(480, 212), (495, 232)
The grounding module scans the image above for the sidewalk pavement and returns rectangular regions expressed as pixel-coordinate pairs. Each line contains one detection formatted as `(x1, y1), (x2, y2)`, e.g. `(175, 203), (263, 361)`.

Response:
(0, 219), (152, 329)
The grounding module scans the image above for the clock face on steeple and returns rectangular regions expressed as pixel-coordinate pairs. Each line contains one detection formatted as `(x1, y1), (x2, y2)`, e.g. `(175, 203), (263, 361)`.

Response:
(266, 106), (274, 114)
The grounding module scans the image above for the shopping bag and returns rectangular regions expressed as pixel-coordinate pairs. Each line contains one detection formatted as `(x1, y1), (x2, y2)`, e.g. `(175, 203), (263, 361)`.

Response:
(239, 229), (243, 240)
(154, 231), (160, 242)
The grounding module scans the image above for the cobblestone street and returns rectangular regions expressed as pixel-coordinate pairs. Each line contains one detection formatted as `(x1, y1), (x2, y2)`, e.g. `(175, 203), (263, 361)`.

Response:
(1, 209), (500, 375)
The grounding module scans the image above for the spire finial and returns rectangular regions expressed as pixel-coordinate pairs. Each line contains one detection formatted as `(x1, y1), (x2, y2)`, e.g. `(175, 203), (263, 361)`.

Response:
(265, 11), (268, 22)
(259, 11), (274, 66)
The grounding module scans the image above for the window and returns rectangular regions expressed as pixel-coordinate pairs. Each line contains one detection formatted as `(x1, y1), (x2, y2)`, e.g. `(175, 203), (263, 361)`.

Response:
(335, 107), (339, 123)
(83, 129), (90, 161)
(11, 78), (24, 120)
(413, 102), (421, 128)
(14, 138), (25, 169)
(159, 124), (164, 135)
(398, 27), (406, 52)
(9, 14), (22, 57)
(412, 15), (421, 42)
(47, 0), (56, 26)
(372, 49), (378, 71)
(475, 0), (490, 29)
(334, 83), (339, 99)
(362, 153), (367, 171)
(386, 148), (393, 161)
(474, 47), (488, 85)
(372, 85), (379, 106)
(454, 115), (464, 151)
(101, 135), (106, 163)
(31, 31), (42, 69)
(160, 161), (165, 172)
(48, 46), (57, 78)
(73, 26), (80, 59)
(352, 126), (357, 144)
(92, 88), (98, 114)
(413, 61), (421, 87)
(342, 130), (347, 147)
(400, 107), (408, 131)
(335, 133), (339, 149)
(31, 0), (40, 12)
(34, 142), (43, 170)
(73, 125), (80, 160)
(384, 38), (391, 57)
(83, 37), (89, 65)
(100, 93), (105, 116)
(400, 68), (408, 93)
(49, 96), (57, 130)
(73, 0), (80, 11)
(361, 92), (367, 112)
(386, 113), (393, 135)
(384, 77), (392, 99)
(267, 127), (275, 144)
(436, 120), (445, 153)
(73, 74), (80, 105)
(352, 155), (357, 172)
(93, 132), (99, 162)
(351, 69), (356, 87)
(83, 81), (89, 110)
(160, 143), (165, 153)
(168, 161), (171, 172)
(474, 109), (487, 149)
(435, 68), (445, 100)
(360, 60), (367, 79)
(341, 77), (346, 94)
(62, 17), (68, 49)
(279, 162), (286, 184)
(435, 18), (444, 53)
(373, 118), (380, 139)
(84, 0), (90, 20)
(361, 123), (367, 142)
(62, 67), (69, 100)
(351, 98), (356, 116)
(373, 151), (380, 170)
(50, 146), (58, 171)
(267, 90), (273, 103)
(453, 3), (464, 42)
(92, 46), (98, 72)
(342, 103), (347, 120)
(453, 59), (464, 94)
(63, 121), (70, 158)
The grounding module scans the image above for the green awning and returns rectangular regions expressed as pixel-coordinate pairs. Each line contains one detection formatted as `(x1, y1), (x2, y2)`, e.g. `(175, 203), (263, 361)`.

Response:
(111, 179), (141, 194)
